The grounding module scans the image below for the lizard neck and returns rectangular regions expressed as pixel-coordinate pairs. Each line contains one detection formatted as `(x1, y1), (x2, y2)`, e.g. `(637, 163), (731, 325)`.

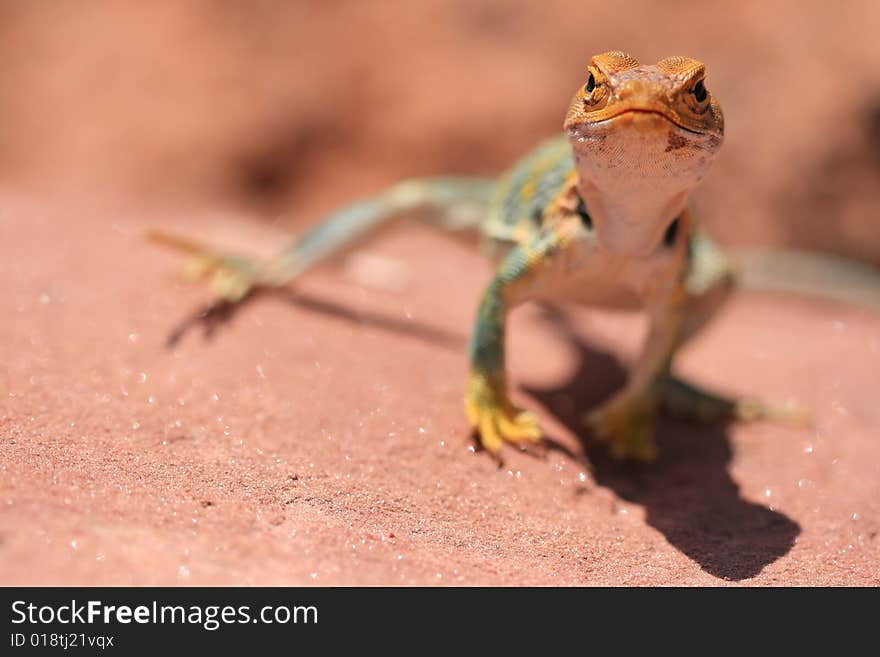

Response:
(575, 171), (691, 257)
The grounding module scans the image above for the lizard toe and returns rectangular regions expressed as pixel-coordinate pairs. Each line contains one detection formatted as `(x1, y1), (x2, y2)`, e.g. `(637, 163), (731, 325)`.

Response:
(586, 393), (659, 462)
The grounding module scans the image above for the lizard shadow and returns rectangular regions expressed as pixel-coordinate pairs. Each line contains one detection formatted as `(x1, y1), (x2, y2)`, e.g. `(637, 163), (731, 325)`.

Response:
(166, 287), (465, 352)
(521, 311), (801, 582)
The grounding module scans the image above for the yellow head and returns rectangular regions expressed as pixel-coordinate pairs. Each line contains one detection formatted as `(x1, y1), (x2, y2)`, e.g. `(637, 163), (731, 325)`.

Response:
(564, 52), (724, 255)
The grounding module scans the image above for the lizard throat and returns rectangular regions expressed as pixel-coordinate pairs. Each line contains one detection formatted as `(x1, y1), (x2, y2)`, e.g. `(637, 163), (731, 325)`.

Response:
(567, 107), (722, 255)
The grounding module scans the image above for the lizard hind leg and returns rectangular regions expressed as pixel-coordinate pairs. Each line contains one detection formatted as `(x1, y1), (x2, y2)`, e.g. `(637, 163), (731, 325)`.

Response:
(659, 376), (811, 426)
(149, 177), (496, 344)
(148, 178), (494, 301)
(666, 231), (811, 427)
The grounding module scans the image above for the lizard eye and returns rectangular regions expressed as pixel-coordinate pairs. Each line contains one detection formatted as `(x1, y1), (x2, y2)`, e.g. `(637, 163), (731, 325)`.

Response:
(582, 68), (607, 105)
(575, 66), (609, 113)
(692, 80), (707, 103)
(584, 73), (596, 94)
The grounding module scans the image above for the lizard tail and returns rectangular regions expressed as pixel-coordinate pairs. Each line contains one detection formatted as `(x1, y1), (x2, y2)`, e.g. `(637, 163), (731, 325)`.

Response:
(148, 177), (496, 300)
(732, 248), (880, 312)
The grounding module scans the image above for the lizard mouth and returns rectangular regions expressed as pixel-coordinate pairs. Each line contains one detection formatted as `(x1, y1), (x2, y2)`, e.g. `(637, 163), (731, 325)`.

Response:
(588, 103), (705, 135)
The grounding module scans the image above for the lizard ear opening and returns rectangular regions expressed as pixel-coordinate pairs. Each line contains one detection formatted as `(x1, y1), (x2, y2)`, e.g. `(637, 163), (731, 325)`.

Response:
(663, 217), (680, 247)
(576, 196), (593, 230)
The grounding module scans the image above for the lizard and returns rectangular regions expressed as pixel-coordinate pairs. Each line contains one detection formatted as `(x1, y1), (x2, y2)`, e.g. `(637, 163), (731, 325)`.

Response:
(148, 51), (880, 462)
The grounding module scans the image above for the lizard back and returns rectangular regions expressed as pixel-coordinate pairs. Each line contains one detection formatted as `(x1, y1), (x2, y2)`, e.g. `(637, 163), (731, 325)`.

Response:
(482, 136), (574, 252)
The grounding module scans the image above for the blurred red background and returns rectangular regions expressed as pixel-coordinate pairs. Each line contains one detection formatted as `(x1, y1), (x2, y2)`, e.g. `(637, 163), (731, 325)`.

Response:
(1, 0), (878, 261)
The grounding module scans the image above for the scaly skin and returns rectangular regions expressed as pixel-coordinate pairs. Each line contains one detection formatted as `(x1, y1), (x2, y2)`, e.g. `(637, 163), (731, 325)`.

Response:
(149, 51), (810, 462)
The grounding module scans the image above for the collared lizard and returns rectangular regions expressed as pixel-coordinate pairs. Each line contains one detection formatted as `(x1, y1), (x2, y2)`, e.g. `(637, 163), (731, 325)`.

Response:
(149, 51), (880, 462)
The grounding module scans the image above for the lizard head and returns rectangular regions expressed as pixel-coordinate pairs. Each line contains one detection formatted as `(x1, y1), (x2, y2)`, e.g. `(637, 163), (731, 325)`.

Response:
(564, 52), (724, 255)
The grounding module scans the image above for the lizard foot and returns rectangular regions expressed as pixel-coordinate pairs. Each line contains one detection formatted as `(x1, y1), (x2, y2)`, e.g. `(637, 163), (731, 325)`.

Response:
(147, 229), (260, 303)
(584, 391), (659, 462)
(181, 255), (256, 303)
(148, 230), (264, 346)
(464, 372), (543, 461)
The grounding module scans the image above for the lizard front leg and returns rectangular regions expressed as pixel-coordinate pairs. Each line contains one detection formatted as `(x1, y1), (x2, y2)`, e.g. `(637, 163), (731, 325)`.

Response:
(464, 232), (568, 459)
(586, 293), (686, 462)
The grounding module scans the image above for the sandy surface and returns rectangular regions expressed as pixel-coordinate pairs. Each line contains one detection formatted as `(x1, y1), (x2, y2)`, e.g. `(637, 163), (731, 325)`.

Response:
(1, 2), (879, 586)
(1, 196), (878, 586)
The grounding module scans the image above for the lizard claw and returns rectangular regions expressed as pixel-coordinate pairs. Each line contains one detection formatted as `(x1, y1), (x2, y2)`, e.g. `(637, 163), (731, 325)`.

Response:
(584, 392), (659, 462)
(147, 229), (261, 303)
(465, 372), (543, 460)
(148, 229), (263, 346)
